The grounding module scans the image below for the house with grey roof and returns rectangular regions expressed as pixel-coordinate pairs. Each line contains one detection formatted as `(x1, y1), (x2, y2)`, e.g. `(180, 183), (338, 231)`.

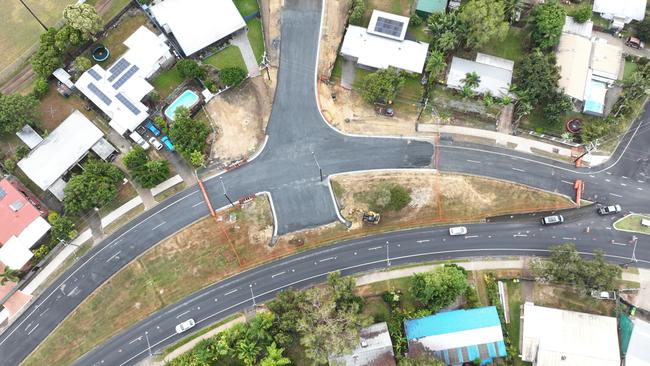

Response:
(329, 322), (396, 366)
(446, 53), (514, 97)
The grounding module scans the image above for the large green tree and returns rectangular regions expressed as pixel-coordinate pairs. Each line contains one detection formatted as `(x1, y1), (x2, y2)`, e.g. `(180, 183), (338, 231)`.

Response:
(427, 12), (462, 52)
(0, 94), (39, 135)
(530, 1), (566, 50)
(425, 50), (447, 85)
(48, 212), (77, 244)
(176, 59), (206, 79)
(122, 146), (170, 188)
(259, 342), (291, 366)
(532, 243), (622, 291)
(360, 67), (406, 104)
(63, 4), (102, 40)
(458, 0), (509, 49)
(169, 107), (210, 162)
(267, 288), (307, 346)
(31, 28), (64, 77)
(63, 159), (124, 214)
(411, 265), (468, 310)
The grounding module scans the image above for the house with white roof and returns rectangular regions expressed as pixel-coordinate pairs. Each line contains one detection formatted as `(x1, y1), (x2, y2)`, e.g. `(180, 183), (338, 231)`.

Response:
(340, 10), (429, 74)
(522, 303), (620, 366)
(150, 0), (246, 57)
(556, 18), (623, 116)
(626, 317), (650, 366)
(329, 322), (396, 366)
(76, 26), (173, 135)
(17, 111), (115, 200)
(446, 53), (514, 97)
(593, 0), (646, 29)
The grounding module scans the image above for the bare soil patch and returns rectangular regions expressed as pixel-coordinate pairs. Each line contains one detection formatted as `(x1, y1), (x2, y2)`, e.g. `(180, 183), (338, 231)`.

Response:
(260, 0), (283, 65)
(317, 0), (352, 77)
(205, 72), (277, 165)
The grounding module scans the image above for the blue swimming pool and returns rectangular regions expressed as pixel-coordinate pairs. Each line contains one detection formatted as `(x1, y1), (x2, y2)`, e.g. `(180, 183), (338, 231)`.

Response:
(165, 90), (200, 120)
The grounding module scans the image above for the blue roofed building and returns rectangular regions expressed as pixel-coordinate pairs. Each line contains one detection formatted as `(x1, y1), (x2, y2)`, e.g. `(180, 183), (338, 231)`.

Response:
(404, 306), (506, 365)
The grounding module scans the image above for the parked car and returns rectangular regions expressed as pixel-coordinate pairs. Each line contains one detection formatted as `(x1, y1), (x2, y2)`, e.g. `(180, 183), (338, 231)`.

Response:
(149, 137), (163, 151)
(161, 135), (175, 151)
(598, 204), (621, 215)
(129, 131), (150, 150)
(145, 120), (161, 137)
(590, 290), (616, 300)
(449, 226), (468, 236)
(626, 36), (645, 49)
(541, 214), (564, 225)
(175, 318), (195, 334)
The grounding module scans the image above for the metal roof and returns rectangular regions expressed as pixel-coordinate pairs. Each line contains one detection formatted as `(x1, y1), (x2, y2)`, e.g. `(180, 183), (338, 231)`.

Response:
(329, 322), (396, 366)
(593, 0), (646, 22)
(626, 318), (650, 366)
(416, 0), (448, 14)
(446, 56), (513, 96)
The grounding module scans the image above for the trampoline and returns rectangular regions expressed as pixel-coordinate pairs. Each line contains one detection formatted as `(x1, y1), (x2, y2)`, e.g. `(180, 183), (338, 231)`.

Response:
(91, 45), (110, 62)
(566, 118), (582, 134)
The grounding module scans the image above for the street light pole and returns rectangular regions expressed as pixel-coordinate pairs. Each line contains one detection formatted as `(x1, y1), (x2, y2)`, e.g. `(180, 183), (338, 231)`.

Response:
(220, 176), (236, 207)
(249, 283), (256, 306)
(311, 151), (323, 182)
(144, 331), (152, 357)
(620, 236), (639, 268)
(386, 241), (391, 266)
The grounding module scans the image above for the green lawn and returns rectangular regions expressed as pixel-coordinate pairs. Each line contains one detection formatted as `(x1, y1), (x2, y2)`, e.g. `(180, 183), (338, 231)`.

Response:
(522, 108), (566, 135)
(204, 46), (247, 71)
(614, 214), (650, 235)
(352, 67), (374, 88)
(331, 56), (344, 79)
(90, 12), (152, 66)
(233, 0), (260, 17)
(505, 280), (531, 366)
(407, 22), (430, 43)
(247, 18), (265, 64)
(479, 27), (528, 63)
(151, 68), (184, 99)
(624, 61), (638, 81)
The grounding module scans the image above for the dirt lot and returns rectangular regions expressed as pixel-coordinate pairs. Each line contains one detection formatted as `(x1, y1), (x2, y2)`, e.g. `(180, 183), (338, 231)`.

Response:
(205, 71), (277, 165)
(317, 0), (352, 77)
(533, 283), (616, 316)
(334, 171), (574, 229)
(24, 197), (274, 366)
(319, 82), (427, 136)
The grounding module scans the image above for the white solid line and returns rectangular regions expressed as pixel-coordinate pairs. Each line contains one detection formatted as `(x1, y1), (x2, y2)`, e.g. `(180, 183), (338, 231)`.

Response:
(26, 324), (39, 336)
(272, 271), (286, 278)
(368, 246), (383, 251)
(416, 239), (430, 243)
(192, 201), (204, 208)
(319, 257), (335, 262)
(151, 222), (166, 231)
(561, 180), (573, 185)
(609, 193), (623, 197)
(512, 168), (525, 172)
(175, 310), (190, 319)
(224, 289), (238, 296)
(466, 160), (481, 163)
(464, 235), (479, 239)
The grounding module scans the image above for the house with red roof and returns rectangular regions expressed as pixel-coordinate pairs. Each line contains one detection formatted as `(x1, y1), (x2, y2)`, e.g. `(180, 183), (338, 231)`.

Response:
(0, 178), (51, 271)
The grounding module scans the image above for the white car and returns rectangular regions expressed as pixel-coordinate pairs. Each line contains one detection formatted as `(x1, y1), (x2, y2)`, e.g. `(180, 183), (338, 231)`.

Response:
(175, 318), (195, 334)
(449, 226), (468, 236)
(149, 137), (163, 151)
(129, 131), (150, 150)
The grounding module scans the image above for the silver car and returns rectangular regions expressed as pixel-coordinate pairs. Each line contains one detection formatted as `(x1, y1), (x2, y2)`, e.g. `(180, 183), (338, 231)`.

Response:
(449, 226), (468, 236)
(149, 137), (163, 151)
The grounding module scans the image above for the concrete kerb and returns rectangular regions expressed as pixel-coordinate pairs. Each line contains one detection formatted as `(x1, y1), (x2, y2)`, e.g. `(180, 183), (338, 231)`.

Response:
(255, 191), (279, 243)
(613, 213), (650, 235)
(201, 135), (269, 183)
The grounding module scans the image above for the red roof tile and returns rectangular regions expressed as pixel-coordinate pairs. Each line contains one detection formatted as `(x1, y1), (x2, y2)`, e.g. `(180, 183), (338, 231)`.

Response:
(0, 179), (41, 245)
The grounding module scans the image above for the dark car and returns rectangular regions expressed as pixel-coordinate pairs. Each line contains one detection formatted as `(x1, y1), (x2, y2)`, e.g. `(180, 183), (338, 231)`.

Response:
(598, 204), (621, 215)
(144, 120), (161, 137)
(541, 215), (564, 225)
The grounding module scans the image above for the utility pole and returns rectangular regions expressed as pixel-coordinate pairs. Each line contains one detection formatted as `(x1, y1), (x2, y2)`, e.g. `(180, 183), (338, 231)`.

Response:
(144, 331), (152, 357)
(574, 139), (599, 162)
(386, 241), (391, 266)
(620, 236), (639, 268)
(220, 176), (236, 207)
(18, 0), (48, 31)
(311, 151), (323, 182)
(249, 283), (256, 306)
(417, 97), (428, 121)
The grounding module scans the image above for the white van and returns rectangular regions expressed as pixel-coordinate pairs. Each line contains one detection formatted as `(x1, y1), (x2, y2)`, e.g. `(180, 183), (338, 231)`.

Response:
(129, 131), (150, 150)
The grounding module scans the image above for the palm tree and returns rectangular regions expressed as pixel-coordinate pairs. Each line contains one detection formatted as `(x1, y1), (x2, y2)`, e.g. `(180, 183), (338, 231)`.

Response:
(460, 84), (475, 99)
(461, 71), (481, 90)
(236, 340), (260, 366)
(425, 50), (447, 86)
(0, 267), (20, 285)
(260, 342), (291, 366)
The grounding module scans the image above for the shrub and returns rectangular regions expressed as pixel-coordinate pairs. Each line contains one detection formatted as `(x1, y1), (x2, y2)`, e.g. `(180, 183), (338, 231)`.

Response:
(570, 6), (592, 23)
(176, 59), (205, 79)
(219, 67), (247, 86)
(32, 77), (49, 99)
(349, 0), (365, 26)
(32, 245), (51, 263)
(409, 15), (423, 26)
(370, 183), (411, 212)
(3, 158), (16, 173)
(15, 146), (30, 160)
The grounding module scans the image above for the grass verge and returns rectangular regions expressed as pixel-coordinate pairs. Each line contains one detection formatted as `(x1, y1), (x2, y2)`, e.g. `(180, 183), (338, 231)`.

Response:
(233, 0), (260, 16)
(154, 182), (187, 202)
(102, 204), (145, 235)
(614, 214), (650, 235)
(247, 18), (265, 64)
(159, 313), (242, 358)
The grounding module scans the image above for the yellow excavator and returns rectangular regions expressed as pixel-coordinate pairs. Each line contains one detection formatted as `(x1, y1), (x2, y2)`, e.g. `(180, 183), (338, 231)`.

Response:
(362, 211), (381, 225)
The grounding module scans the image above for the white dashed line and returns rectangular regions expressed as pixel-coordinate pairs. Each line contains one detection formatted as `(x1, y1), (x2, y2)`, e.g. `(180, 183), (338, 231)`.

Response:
(466, 160), (481, 163)
(151, 222), (166, 231)
(272, 271), (286, 278)
(368, 246), (382, 251)
(416, 239), (430, 243)
(26, 324), (39, 336)
(319, 257), (335, 262)
(465, 235), (479, 239)
(192, 201), (204, 208)
(561, 180), (573, 185)
(513, 234), (528, 237)
(609, 193), (623, 197)
(175, 310), (190, 319)
(224, 289), (238, 296)
(512, 168), (525, 172)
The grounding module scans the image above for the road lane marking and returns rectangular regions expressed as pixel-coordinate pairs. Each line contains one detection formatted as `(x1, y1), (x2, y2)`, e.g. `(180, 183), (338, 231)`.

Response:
(175, 310), (190, 319)
(272, 271), (286, 278)
(416, 239), (430, 243)
(609, 193), (623, 197)
(39, 308), (50, 317)
(622, 176), (628, 179)
(561, 180), (573, 185)
(512, 168), (525, 172)
(128, 336), (143, 344)
(605, 179), (611, 182)
(513, 234), (528, 237)
(368, 246), (382, 251)
(464, 235), (479, 239)
(26, 324), (39, 336)
(105, 251), (121, 263)
(562, 237), (577, 240)
(24, 322), (33, 332)
(319, 257), (335, 262)
(466, 160), (481, 163)
(611, 241), (627, 246)
(151, 222), (166, 231)
(224, 289), (238, 296)
(621, 183), (627, 186)
(192, 201), (205, 208)
(638, 187), (644, 191)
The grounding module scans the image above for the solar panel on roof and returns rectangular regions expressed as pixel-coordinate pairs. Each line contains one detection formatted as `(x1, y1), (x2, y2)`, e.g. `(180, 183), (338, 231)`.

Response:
(0, 187), (6, 200)
(107, 58), (130, 82)
(88, 68), (102, 81)
(115, 93), (141, 115)
(9, 200), (24, 212)
(88, 83), (112, 105)
(112, 65), (139, 89)
(374, 17), (404, 38)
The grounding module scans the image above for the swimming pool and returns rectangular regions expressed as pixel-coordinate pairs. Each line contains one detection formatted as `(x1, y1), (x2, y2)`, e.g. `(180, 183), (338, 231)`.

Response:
(165, 90), (200, 120)
(583, 80), (607, 115)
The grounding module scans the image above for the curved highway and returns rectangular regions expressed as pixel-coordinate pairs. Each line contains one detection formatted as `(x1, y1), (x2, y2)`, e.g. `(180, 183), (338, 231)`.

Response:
(1, 0), (649, 364)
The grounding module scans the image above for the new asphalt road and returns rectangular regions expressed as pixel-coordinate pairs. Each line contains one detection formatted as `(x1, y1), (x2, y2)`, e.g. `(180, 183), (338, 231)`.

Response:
(1, 0), (649, 364)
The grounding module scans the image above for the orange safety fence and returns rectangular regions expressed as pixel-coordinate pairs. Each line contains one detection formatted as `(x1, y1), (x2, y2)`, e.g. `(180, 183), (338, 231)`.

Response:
(574, 180), (584, 208)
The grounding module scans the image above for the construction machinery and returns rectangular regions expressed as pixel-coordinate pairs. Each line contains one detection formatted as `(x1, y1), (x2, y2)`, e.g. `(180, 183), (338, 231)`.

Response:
(362, 211), (381, 225)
